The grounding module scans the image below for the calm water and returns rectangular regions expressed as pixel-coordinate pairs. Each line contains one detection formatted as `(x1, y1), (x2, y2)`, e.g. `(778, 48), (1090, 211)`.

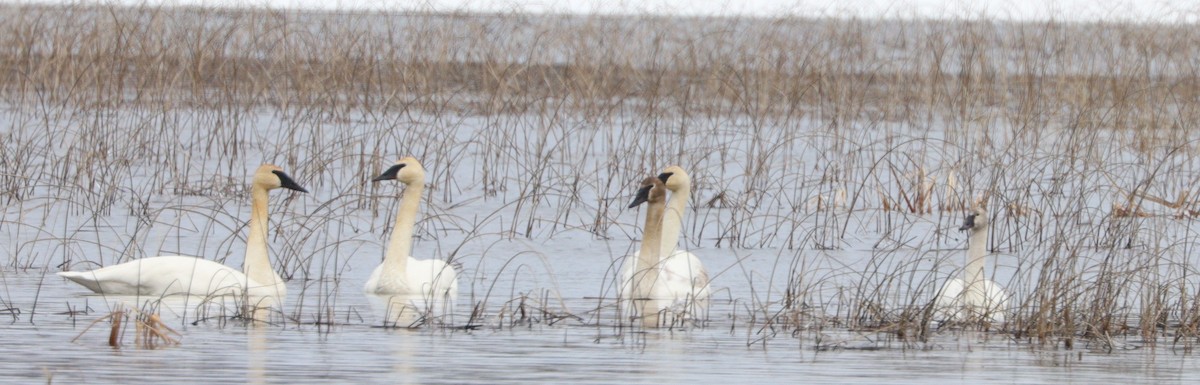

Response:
(2, 119), (1198, 383)
(3, 244), (1198, 384)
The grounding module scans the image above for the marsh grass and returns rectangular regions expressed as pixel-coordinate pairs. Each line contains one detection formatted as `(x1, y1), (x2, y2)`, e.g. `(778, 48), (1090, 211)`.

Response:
(3, 3), (1200, 350)
(71, 302), (181, 348)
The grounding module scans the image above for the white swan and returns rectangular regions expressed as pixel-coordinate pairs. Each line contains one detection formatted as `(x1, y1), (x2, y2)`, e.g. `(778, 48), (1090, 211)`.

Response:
(621, 174), (709, 327)
(363, 157), (459, 302)
(934, 206), (1010, 323)
(58, 164), (307, 303)
(653, 166), (710, 304)
(621, 176), (669, 327)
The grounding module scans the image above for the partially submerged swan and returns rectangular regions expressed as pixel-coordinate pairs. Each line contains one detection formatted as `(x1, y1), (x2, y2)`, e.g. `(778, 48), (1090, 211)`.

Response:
(621, 174), (709, 327)
(934, 206), (1010, 323)
(363, 157), (459, 304)
(58, 165), (307, 303)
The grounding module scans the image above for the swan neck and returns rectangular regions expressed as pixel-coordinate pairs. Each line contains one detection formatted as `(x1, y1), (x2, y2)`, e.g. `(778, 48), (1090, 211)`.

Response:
(244, 185), (281, 289)
(965, 226), (988, 290)
(633, 198), (665, 306)
(637, 200), (665, 272)
(660, 184), (688, 257)
(383, 180), (423, 274)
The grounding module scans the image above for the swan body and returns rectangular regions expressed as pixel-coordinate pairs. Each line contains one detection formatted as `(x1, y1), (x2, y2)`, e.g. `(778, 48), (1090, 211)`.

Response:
(59, 256), (274, 297)
(364, 258), (458, 299)
(58, 165), (307, 303)
(363, 157), (459, 301)
(935, 278), (1009, 321)
(619, 249), (710, 312)
(935, 206), (1010, 323)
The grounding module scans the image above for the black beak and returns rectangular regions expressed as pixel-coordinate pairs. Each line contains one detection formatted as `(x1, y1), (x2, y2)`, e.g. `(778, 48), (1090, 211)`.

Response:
(628, 184), (653, 208)
(959, 213), (977, 231)
(373, 164), (405, 182)
(657, 172), (673, 183)
(272, 170), (308, 193)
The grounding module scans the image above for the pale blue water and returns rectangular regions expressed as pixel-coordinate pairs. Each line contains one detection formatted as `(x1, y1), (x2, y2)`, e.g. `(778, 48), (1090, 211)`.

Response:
(2, 251), (1198, 385)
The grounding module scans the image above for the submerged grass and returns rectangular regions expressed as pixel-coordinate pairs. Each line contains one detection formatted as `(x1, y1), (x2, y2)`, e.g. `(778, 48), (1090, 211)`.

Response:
(1, 3), (1199, 350)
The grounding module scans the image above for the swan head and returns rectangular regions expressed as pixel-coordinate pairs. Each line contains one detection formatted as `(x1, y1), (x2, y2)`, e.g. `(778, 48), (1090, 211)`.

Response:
(960, 206), (989, 232)
(628, 176), (667, 208)
(373, 157), (426, 185)
(657, 166), (691, 192)
(254, 164), (308, 193)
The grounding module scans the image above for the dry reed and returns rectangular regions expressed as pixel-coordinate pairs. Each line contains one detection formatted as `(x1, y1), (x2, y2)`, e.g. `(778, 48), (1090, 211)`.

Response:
(2, 3), (1199, 349)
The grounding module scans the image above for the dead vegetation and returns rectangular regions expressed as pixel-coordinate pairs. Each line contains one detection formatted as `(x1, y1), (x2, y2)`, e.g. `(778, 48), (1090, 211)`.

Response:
(1, 4), (1199, 349)
(71, 303), (181, 349)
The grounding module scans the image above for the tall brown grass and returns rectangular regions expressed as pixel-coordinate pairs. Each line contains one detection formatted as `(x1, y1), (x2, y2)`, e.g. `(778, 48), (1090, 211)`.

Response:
(3, 3), (1200, 348)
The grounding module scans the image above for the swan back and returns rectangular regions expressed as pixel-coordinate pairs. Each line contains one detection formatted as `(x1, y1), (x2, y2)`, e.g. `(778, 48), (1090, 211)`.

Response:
(58, 256), (269, 296)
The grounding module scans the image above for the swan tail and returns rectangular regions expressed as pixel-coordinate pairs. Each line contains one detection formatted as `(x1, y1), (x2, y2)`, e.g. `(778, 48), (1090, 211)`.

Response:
(57, 271), (104, 293)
